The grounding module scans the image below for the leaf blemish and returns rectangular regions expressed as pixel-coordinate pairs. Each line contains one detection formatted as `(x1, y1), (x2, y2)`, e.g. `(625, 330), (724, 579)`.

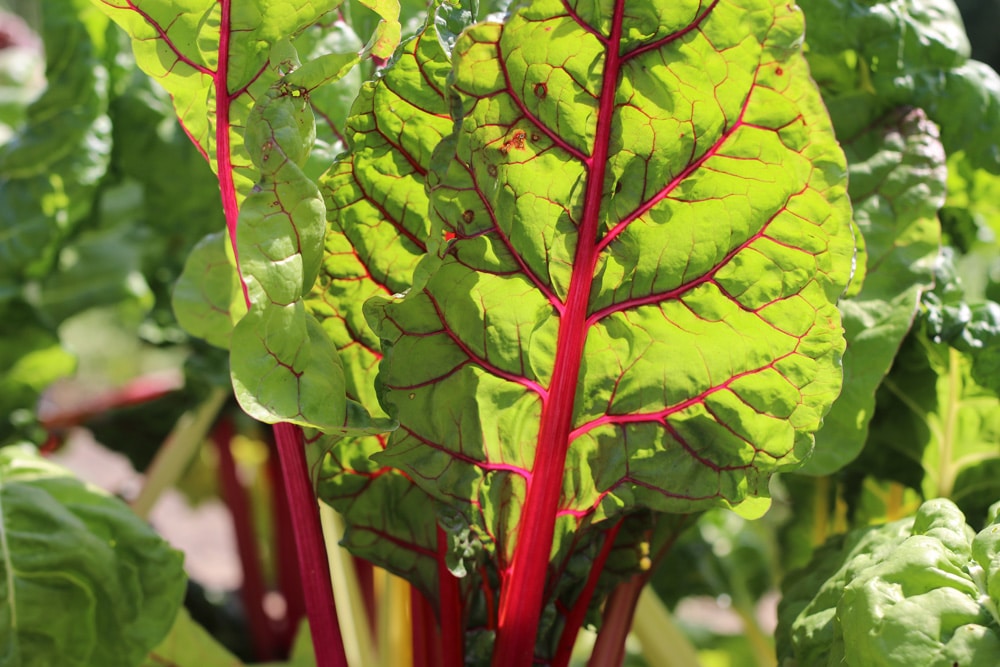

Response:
(499, 129), (527, 154)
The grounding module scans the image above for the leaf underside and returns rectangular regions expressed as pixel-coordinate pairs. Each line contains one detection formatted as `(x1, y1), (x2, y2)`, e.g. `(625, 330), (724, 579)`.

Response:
(366, 0), (854, 578)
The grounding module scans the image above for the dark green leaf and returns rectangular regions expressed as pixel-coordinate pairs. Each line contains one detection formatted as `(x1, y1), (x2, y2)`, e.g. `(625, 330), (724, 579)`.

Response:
(803, 108), (942, 474)
(0, 445), (186, 667)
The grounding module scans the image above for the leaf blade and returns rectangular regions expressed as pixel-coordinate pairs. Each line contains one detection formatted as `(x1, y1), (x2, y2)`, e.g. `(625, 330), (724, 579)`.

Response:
(366, 0), (854, 657)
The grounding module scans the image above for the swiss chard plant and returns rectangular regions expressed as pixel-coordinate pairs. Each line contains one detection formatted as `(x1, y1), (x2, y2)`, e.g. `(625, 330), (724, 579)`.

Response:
(2, 0), (1000, 663)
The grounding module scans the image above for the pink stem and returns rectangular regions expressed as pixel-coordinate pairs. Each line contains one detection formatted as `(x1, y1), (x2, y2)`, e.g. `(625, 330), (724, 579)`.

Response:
(551, 520), (623, 667)
(272, 423), (348, 667)
(437, 525), (465, 666)
(212, 416), (278, 661)
(411, 585), (442, 667)
(587, 575), (645, 667)
(266, 441), (305, 653)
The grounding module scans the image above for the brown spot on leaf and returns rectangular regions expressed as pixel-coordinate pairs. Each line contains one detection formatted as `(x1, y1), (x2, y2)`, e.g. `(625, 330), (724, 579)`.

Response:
(499, 129), (527, 155)
(487, 164), (498, 177)
(776, 66), (784, 76)
(463, 210), (474, 223)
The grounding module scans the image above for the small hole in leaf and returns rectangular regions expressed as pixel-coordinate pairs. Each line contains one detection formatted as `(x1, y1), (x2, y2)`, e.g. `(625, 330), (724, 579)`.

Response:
(534, 83), (547, 98)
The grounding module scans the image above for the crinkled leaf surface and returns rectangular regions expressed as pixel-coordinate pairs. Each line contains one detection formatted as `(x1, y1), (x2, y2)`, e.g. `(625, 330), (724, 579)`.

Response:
(367, 0), (852, 559)
(802, 108), (943, 474)
(305, 22), (457, 600)
(0, 445), (186, 667)
(365, 0), (853, 656)
(778, 498), (1000, 667)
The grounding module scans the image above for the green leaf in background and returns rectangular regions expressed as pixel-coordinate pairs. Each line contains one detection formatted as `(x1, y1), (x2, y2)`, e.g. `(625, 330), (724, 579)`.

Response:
(857, 322), (1000, 525)
(0, 444), (186, 667)
(356, 0), (402, 59)
(33, 215), (155, 326)
(778, 498), (1000, 667)
(109, 63), (230, 331)
(292, 17), (367, 179)
(800, 0), (1000, 173)
(0, 12), (43, 141)
(941, 151), (1000, 257)
(0, 0), (112, 282)
(802, 108), (943, 474)
(0, 301), (76, 446)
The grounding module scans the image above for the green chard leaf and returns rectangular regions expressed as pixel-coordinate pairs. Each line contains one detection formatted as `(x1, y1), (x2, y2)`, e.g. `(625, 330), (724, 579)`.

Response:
(173, 231), (241, 349)
(796, 0), (1000, 474)
(0, 445), (186, 667)
(93, 0), (347, 202)
(306, 22), (458, 603)
(98, 0), (394, 428)
(802, 108), (943, 474)
(230, 66), (353, 430)
(364, 0), (853, 656)
(778, 498), (1000, 667)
